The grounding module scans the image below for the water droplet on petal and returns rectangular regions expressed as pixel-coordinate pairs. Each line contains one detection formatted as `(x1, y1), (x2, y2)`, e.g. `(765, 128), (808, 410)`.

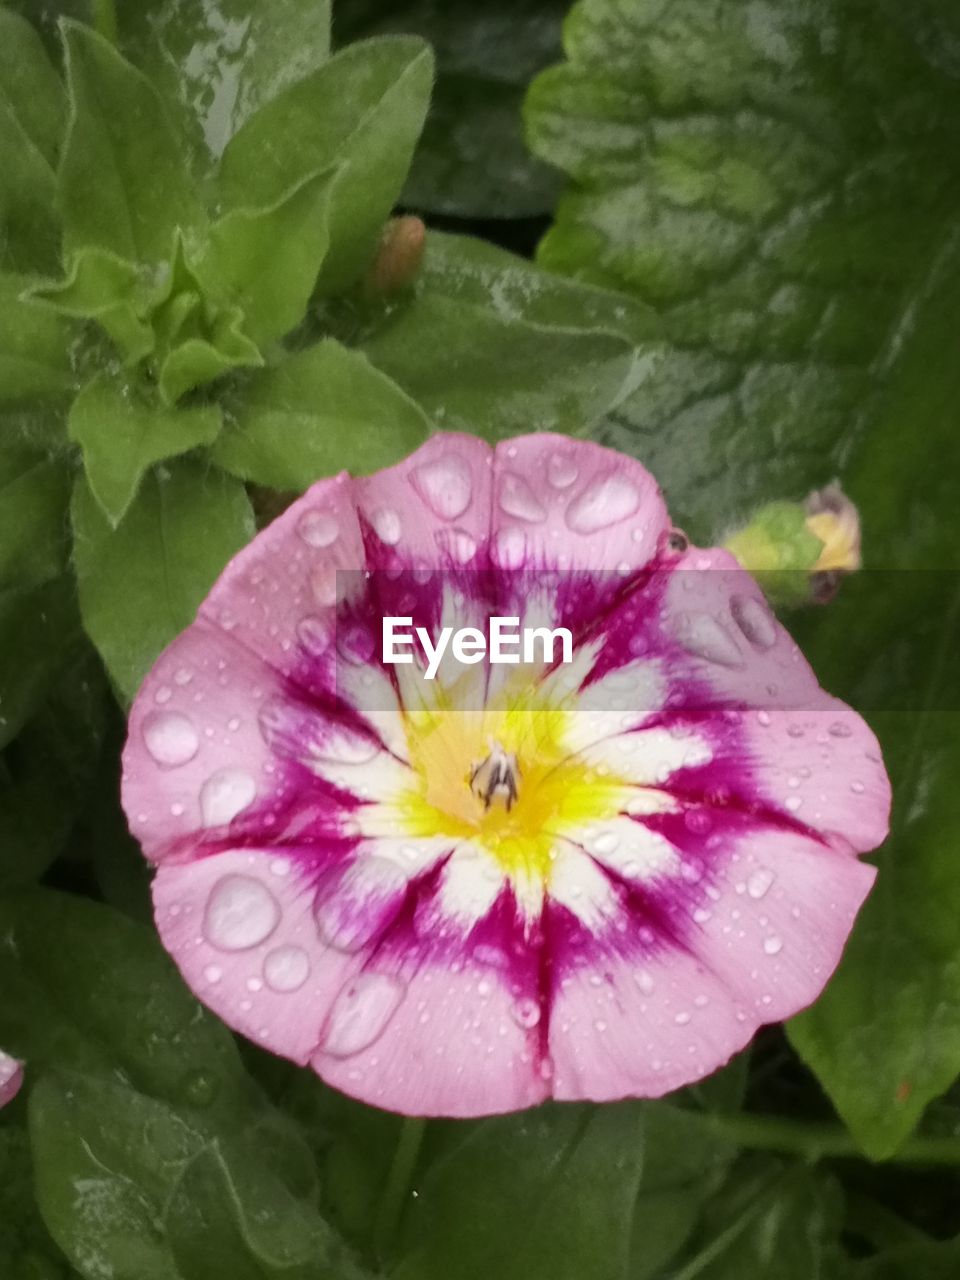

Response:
(142, 710), (199, 767)
(371, 508), (402, 545)
(204, 964), (222, 984)
(764, 935), (784, 956)
(204, 875), (280, 951)
(493, 526), (527, 568)
(200, 768), (257, 827)
(434, 526), (477, 564)
(830, 721), (853, 738)
(511, 997), (541, 1029)
(676, 613), (744, 668)
(566, 474), (640, 534)
(730, 594), (777, 649)
(747, 868), (775, 899)
(547, 452), (578, 489)
(298, 510), (339, 548)
(296, 615), (331, 656)
(411, 454), (473, 520)
(785, 795), (802, 813)
(499, 472), (547, 523)
(320, 973), (406, 1057)
(264, 945), (311, 992)
(591, 829), (620, 856)
(310, 563), (341, 606)
(635, 968), (655, 995)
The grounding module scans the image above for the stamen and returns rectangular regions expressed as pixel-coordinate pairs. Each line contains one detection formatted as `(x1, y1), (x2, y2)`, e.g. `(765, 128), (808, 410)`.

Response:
(469, 740), (521, 812)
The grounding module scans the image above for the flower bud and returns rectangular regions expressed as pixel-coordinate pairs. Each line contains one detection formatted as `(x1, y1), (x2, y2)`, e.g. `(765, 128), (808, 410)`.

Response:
(724, 483), (862, 605)
(365, 216), (426, 297)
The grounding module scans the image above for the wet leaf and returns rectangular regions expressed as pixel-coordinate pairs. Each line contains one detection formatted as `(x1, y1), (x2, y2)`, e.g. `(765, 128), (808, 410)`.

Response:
(525, 0), (960, 540)
(0, 9), (65, 272)
(71, 458), (254, 698)
(356, 231), (647, 441)
(0, 650), (107, 888)
(337, 0), (567, 218)
(675, 1163), (842, 1279)
(30, 247), (160, 366)
(525, 0), (960, 1156)
(395, 1102), (735, 1280)
(59, 21), (203, 264)
(119, 0), (333, 162)
(219, 37), (433, 294)
(69, 373), (222, 525)
(213, 338), (430, 489)
(0, 1122), (70, 1279)
(0, 275), (75, 405)
(0, 442), (71, 590)
(0, 577), (79, 751)
(190, 167), (337, 349)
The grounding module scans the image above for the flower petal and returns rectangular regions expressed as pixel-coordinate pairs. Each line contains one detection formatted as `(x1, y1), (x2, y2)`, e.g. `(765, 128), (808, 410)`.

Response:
(548, 827), (874, 1101)
(491, 435), (669, 575)
(355, 433), (494, 572)
(200, 470), (365, 697)
(154, 847), (361, 1065)
(0, 1050), (22, 1108)
(312, 955), (550, 1116)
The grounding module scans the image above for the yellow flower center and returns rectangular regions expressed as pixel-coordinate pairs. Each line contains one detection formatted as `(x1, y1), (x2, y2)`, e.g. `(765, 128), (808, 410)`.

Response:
(394, 669), (630, 883)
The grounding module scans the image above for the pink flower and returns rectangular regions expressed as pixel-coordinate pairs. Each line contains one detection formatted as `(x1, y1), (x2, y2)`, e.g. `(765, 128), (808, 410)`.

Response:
(122, 434), (890, 1116)
(0, 1050), (23, 1108)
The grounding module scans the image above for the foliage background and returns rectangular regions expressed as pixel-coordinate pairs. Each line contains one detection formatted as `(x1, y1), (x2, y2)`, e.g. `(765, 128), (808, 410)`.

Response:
(1, 0), (960, 1276)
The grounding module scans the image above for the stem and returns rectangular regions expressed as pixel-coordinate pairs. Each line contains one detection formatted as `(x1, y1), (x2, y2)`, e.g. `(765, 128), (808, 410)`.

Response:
(701, 1110), (960, 1166)
(374, 1116), (426, 1260)
(91, 0), (118, 44)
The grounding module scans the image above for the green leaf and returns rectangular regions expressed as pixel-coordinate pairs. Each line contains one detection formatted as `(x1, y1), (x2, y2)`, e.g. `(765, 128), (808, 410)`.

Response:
(213, 338), (431, 489)
(59, 21), (203, 264)
(0, 650), (106, 888)
(675, 1163), (842, 1280)
(189, 167), (336, 349)
(69, 373), (222, 524)
(71, 458), (254, 698)
(30, 247), (160, 365)
(0, 1122), (70, 1279)
(523, 0), (960, 1157)
(119, 0), (333, 162)
(355, 233), (645, 440)
(31, 1073), (189, 1280)
(786, 240), (960, 1157)
(414, 230), (658, 338)
(395, 1102), (735, 1280)
(219, 37), (433, 294)
(0, 275), (75, 404)
(30, 1070), (361, 1280)
(148, 235), (263, 404)
(0, 888), (253, 1104)
(524, 0), (960, 539)
(0, 578), (79, 751)
(167, 1141), (364, 1280)
(0, 10), (66, 272)
(157, 312), (262, 405)
(0, 442), (70, 589)
(336, 0), (566, 218)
